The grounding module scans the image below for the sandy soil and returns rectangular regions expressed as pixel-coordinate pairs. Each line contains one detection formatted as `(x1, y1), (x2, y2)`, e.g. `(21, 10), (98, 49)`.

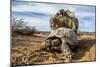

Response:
(11, 32), (96, 66)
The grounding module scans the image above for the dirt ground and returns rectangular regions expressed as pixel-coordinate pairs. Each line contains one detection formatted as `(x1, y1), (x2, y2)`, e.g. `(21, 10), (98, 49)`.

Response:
(11, 32), (96, 66)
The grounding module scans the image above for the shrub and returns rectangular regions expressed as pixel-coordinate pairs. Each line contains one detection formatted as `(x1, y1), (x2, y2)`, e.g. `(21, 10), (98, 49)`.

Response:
(11, 17), (36, 36)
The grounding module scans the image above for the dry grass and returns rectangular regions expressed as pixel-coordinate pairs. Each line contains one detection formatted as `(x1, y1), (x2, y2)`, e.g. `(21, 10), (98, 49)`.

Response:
(11, 32), (96, 66)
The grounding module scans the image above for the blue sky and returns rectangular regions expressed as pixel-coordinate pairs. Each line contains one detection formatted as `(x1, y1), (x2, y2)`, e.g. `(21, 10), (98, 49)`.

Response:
(12, 1), (96, 32)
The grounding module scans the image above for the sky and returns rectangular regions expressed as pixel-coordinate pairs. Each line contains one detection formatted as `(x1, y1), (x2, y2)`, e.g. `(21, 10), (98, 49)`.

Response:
(12, 1), (96, 32)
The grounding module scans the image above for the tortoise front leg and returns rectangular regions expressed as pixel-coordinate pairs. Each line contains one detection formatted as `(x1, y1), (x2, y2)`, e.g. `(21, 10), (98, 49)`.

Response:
(61, 39), (72, 62)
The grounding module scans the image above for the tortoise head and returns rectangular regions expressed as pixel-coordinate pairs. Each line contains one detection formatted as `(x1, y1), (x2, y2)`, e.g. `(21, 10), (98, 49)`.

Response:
(58, 9), (66, 16)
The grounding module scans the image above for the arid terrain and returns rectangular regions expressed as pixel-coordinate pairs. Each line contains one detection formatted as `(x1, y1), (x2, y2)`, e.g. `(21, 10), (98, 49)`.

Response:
(11, 32), (96, 66)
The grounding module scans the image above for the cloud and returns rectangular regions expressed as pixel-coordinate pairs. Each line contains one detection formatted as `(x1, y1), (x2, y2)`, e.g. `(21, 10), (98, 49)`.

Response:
(12, 1), (95, 20)
(12, 1), (96, 32)
(12, 2), (91, 15)
(12, 2), (58, 16)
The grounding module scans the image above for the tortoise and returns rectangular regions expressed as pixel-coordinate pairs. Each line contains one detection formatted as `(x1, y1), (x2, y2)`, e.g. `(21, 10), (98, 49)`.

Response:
(50, 9), (79, 34)
(41, 27), (79, 61)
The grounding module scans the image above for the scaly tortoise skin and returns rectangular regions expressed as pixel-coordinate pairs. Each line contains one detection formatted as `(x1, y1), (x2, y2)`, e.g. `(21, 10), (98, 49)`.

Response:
(41, 27), (79, 61)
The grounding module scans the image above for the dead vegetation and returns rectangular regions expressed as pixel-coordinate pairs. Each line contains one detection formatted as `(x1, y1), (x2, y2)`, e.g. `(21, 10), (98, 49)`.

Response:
(11, 32), (96, 66)
(11, 17), (36, 36)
